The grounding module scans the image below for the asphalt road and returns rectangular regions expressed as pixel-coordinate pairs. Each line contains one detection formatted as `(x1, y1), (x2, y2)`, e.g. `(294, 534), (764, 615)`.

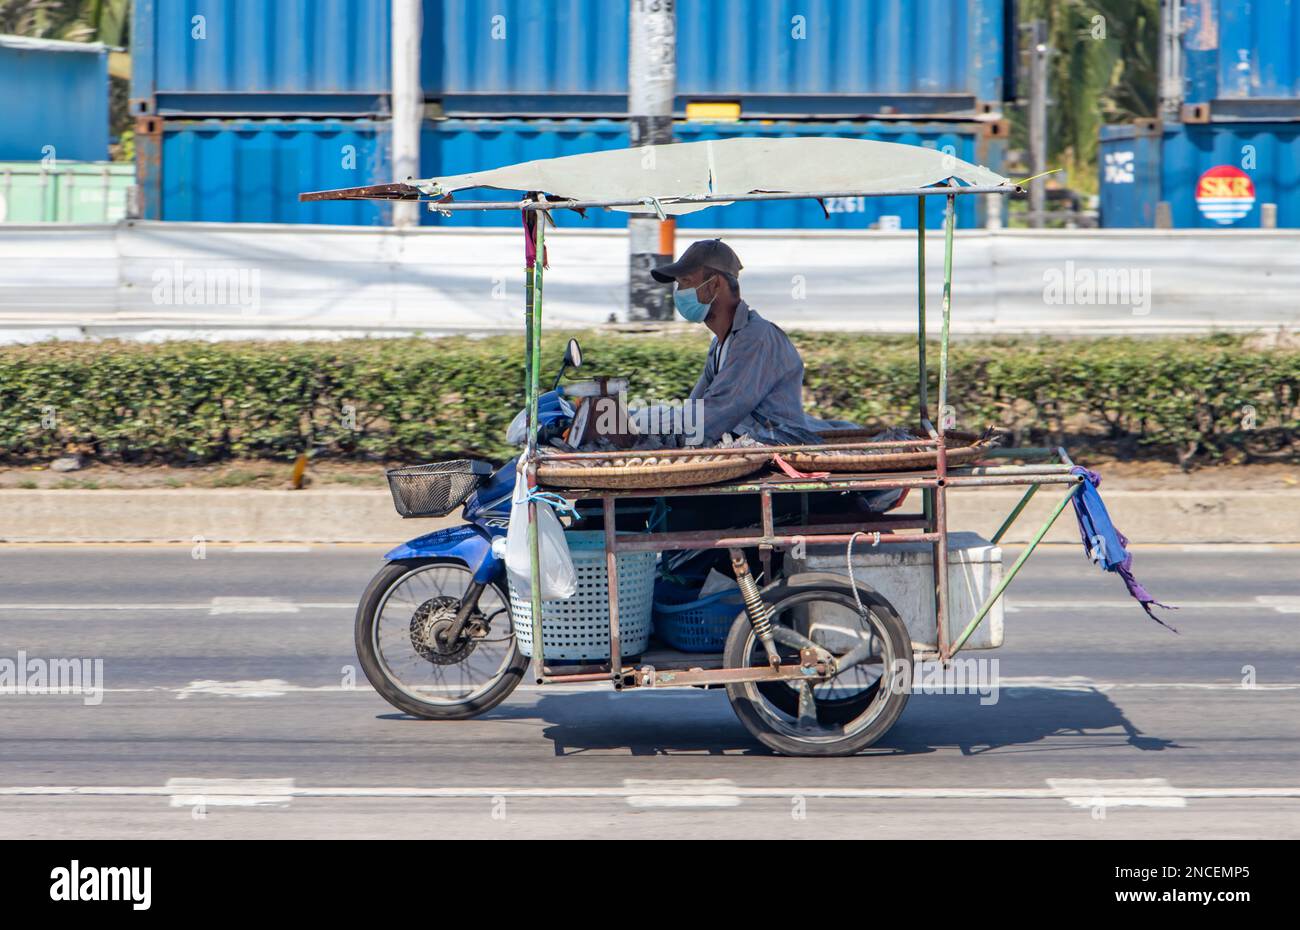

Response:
(1, 544), (1297, 839)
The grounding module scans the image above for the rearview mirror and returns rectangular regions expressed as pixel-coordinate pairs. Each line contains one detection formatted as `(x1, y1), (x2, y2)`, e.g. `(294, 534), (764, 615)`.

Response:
(565, 338), (583, 370)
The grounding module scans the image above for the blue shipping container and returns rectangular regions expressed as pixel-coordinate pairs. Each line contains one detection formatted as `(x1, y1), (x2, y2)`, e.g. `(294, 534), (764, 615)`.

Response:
(156, 119), (394, 224)
(1098, 122), (1162, 227)
(148, 118), (1003, 228)
(0, 36), (109, 162)
(1181, 0), (1300, 119)
(132, 0), (392, 115)
(1100, 121), (1300, 228)
(425, 119), (1003, 229)
(133, 0), (1009, 116)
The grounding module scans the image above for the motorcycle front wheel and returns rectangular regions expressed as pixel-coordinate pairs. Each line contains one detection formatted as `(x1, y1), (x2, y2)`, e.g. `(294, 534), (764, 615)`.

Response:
(355, 558), (527, 719)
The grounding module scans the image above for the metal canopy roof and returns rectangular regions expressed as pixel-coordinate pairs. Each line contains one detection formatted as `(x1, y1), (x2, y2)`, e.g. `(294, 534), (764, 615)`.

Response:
(300, 137), (1017, 212)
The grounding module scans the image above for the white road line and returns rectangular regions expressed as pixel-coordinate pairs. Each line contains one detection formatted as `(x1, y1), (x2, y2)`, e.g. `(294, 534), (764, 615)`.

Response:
(1005, 599), (1294, 612)
(1048, 777), (1187, 809)
(1177, 544), (1278, 553)
(0, 598), (1292, 614)
(176, 680), (300, 699)
(165, 777), (295, 808)
(623, 779), (742, 808)
(229, 546), (314, 553)
(208, 597), (300, 615)
(0, 601), (354, 612)
(2, 784), (1298, 802)
(1256, 596), (1300, 614)
(4, 677), (1299, 699)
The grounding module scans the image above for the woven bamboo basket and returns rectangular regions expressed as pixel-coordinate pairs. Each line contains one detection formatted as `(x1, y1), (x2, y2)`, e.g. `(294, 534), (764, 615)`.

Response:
(537, 453), (768, 490)
(787, 428), (998, 473)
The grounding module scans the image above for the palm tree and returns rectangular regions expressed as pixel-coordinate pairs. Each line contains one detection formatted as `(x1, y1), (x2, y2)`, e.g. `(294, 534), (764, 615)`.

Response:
(1014, 0), (1158, 196)
(0, 0), (126, 43)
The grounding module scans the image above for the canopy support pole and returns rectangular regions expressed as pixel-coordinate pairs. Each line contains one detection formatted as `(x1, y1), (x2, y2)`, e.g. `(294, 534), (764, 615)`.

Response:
(932, 191), (957, 659)
(526, 216), (546, 683)
(916, 195), (928, 424)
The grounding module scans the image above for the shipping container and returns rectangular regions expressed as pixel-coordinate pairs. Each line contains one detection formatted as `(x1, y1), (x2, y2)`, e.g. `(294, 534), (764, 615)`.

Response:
(1179, 0), (1300, 120)
(132, 0), (1010, 117)
(0, 36), (110, 162)
(433, 0), (1011, 116)
(0, 162), (135, 223)
(142, 119), (394, 224)
(425, 119), (1005, 229)
(1100, 120), (1300, 228)
(143, 117), (1005, 228)
(1098, 121), (1163, 228)
(131, 0), (392, 116)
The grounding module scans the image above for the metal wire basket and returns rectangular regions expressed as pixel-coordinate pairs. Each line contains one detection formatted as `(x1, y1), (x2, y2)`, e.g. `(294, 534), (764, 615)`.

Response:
(385, 460), (494, 518)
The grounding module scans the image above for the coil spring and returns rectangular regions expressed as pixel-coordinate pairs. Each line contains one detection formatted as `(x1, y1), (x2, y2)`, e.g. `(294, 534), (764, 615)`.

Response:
(737, 571), (773, 641)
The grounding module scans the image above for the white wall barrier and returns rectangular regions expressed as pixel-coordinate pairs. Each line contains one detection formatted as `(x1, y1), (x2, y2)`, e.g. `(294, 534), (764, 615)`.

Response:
(1, 221), (1296, 342)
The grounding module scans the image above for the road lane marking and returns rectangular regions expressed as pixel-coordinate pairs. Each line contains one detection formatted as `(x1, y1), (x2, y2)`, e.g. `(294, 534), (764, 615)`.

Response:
(165, 778), (295, 808)
(2, 784), (1298, 803)
(1256, 596), (1300, 614)
(4, 677), (1299, 700)
(623, 779), (742, 808)
(229, 546), (314, 553)
(1048, 777), (1187, 809)
(1004, 599), (1294, 612)
(0, 599), (1291, 614)
(176, 680), (299, 699)
(1178, 545), (1277, 553)
(0, 601), (354, 612)
(208, 597), (299, 615)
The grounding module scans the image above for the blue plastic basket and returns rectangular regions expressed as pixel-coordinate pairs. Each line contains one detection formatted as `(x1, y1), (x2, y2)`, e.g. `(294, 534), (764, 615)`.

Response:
(652, 579), (745, 653)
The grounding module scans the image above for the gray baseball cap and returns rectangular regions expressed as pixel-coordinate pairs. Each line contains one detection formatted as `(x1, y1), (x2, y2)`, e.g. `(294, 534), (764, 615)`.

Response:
(651, 238), (743, 283)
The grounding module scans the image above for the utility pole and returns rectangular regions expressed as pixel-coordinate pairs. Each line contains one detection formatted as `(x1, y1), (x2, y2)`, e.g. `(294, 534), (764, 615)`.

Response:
(1027, 19), (1050, 229)
(391, 0), (422, 229)
(1158, 0), (1184, 120)
(627, 0), (676, 321)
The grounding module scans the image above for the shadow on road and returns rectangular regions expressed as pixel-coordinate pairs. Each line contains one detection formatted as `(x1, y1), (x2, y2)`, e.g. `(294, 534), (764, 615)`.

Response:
(390, 685), (1182, 757)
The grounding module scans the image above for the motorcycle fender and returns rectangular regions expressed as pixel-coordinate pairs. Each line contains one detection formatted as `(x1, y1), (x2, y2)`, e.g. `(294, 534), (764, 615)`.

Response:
(384, 524), (500, 585)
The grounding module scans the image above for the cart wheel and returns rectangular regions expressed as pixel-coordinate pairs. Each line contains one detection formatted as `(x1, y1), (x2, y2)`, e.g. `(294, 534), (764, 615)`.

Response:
(723, 581), (912, 756)
(356, 558), (527, 720)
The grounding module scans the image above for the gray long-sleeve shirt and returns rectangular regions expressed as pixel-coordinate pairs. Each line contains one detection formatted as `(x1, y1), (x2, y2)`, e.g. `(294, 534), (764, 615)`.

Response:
(689, 301), (818, 446)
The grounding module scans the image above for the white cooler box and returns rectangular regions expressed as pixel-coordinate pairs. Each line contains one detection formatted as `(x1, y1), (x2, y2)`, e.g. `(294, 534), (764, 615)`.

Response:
(788, 531), (1004, 651)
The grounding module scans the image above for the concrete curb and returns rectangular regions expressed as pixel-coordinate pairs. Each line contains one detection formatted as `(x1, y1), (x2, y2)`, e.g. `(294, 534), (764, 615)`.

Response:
(0, 488), (1294, 544)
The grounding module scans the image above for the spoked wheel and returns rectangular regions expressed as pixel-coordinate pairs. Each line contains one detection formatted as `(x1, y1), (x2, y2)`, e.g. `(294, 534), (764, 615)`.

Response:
(355, 558), (527, 719)
(723, 581), (912, 756)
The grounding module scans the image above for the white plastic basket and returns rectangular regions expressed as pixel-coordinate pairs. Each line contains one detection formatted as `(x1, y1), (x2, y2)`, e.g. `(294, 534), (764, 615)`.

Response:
(508, 530), (656, 661)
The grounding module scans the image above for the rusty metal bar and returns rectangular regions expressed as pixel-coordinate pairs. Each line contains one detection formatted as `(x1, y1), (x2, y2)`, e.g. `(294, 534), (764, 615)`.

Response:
(551, 470), (1081, 503)
(638, 663), (831, 688)
(614, 530), (941, 554)
(541, 663), (611, 678)
(541, 671), (617, 684)
(603, 496), (622, 686)
(759, 490), (775, 580)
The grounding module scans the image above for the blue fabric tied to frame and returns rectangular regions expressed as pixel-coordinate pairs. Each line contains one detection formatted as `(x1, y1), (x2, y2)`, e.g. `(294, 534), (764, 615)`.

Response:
(1070, 467), (1178, 632)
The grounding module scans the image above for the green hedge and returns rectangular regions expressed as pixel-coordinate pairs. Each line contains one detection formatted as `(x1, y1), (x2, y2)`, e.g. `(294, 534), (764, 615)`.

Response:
(1, 333), (1296, 466)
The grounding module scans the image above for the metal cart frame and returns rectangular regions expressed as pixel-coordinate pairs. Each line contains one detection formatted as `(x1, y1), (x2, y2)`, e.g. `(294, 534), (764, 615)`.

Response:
(305, 170), (1084, 698)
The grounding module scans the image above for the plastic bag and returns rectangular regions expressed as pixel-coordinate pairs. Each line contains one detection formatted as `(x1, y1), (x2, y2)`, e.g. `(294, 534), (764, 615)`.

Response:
(505, 479), (577, 601)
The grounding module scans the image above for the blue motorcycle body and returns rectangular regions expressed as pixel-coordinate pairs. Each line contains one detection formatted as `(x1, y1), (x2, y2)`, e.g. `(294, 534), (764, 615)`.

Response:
(381, 390), (569, 583)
